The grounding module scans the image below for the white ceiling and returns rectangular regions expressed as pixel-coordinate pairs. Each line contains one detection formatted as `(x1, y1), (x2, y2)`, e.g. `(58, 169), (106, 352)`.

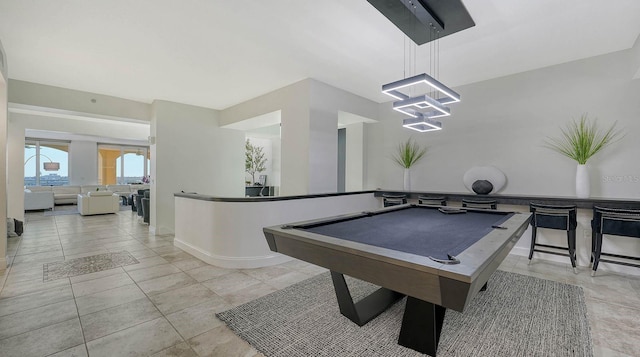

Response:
(1, 0), (639, 111)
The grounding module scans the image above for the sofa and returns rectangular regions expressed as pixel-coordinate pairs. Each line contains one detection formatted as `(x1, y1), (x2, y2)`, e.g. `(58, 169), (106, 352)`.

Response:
(106, 184), (150, 204)
(24, 184), (150, 207)
(106, 184), (133, 197)
(57, 186), (84, 204)
(81, 185), (107, 194)
(24, 189), (54, 210)
(27, 185), (82, 205)
(77, 191), (120, 215)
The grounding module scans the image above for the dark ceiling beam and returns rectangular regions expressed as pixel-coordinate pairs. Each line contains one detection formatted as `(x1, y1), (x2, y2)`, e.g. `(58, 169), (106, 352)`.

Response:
(366, 0), (475, 45)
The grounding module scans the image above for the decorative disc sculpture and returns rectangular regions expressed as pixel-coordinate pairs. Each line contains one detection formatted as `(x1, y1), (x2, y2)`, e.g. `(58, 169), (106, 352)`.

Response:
(463, 166), (506, 194)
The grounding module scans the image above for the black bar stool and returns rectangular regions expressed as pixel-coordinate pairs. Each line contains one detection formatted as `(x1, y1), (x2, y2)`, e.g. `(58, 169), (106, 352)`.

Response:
(142, 190), (150, 224)
(462, 198), (497, 210)
(417, 196), (447, 206)
(528, 203), (578, 273)
(135, 189), (149, 217)
(382, 194), (407, 207)
(591, 206), (640, 276)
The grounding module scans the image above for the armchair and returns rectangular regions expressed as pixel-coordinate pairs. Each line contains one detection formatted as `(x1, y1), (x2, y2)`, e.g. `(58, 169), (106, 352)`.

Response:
(77, 191), (119, 215)
(24, 189), (54, 211)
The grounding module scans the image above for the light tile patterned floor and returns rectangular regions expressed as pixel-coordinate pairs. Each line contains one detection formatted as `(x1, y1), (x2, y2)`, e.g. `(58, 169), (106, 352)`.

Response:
(0, 208), (639, 356)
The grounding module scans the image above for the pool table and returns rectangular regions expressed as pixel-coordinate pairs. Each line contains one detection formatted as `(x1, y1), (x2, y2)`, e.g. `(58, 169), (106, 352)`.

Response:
(263, 204), (532, 356)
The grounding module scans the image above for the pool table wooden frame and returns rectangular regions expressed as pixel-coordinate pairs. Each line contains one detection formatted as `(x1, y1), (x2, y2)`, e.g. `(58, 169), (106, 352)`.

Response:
(263, 204), (532, 356)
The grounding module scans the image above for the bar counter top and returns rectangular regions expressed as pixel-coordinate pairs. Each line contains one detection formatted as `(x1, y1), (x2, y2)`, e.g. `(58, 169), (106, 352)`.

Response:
(174, 190), (377, 202)
(374, 190), (640, 209)
(174, 189), (639, 209)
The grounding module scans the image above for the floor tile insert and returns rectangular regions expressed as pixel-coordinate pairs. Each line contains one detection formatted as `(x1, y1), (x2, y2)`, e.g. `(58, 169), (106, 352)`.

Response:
(43, 251), (139, 281)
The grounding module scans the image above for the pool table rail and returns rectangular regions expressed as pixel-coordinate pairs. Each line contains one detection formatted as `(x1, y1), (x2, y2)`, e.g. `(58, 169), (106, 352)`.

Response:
(263, 205), (532, 312)
(438, 211), (531, 310)
(264, 224), (446, 306)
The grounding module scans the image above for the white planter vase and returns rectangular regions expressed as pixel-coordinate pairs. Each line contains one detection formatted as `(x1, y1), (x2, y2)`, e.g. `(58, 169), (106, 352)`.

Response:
(575, 164), (590, 198)
(403, 168), (411, 191)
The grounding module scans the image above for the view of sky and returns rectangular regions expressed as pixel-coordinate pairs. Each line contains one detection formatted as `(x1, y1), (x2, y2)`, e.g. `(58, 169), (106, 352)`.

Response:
(24, 146), (147, 177)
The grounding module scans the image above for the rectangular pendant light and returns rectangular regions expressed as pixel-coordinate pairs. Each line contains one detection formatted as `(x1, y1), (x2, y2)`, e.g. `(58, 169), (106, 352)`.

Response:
(382, 73), (460, 104)
(374, 1), (473, 133)
(402, 117), (442, 132)
(393, 94), (450, 118)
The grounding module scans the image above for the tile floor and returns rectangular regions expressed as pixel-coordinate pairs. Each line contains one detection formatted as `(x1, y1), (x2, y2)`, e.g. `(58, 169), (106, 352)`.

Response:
(0, 208), (638, 356)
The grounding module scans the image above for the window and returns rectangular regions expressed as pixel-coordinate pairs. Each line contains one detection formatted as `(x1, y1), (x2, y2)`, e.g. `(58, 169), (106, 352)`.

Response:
(24, 140), (69, 186)
(98, 145), (149, 185)
(122, 148), (146, 184)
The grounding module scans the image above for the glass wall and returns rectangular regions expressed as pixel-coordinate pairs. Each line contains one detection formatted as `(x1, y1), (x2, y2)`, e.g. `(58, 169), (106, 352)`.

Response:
(24, 140), (70, 186)
(98, 145), (149, 185)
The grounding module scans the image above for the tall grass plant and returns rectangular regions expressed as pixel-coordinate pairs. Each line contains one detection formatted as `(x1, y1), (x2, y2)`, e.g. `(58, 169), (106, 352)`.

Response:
(392, 138), (427, 168)
(544, 114), (623, 164)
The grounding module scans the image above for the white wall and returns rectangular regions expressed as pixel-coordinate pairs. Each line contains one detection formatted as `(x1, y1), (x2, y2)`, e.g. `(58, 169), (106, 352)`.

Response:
(69, 141), (97, 185)
(367, 47), (640, 199)
(0, 39), (8, 270)
(221, 80), (314, 195)
(10, 112), (149, 141)
(150, 100), (244, 235)
(9, 80), (150, 122)
(271, 138), (281, 191)
(345, 122), (365, 191)
(174, 192), (380, 269)
(7, 118), (25, 220)
(308, 81), (378, 194)
(632, 34), (640, 79)
(307, 107), (338, 193)
(222, 79), (379, 195)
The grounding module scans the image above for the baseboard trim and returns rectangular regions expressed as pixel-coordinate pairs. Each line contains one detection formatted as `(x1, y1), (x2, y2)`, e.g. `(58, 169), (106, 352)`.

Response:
(174, 238), (292, 269)
(149, 225), (174, 236)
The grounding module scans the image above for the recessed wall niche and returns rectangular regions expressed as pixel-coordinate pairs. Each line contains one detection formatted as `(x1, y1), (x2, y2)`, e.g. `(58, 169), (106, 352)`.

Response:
(245, 123), (281, 194)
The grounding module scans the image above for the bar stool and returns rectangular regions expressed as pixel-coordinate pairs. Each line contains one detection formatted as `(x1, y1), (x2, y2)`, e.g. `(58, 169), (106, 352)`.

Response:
(417, 196), (447, 206)
(135, 189), (149, 217)
(528, 203), (578, 273)
(130, 194), (138, 212)
(382, 194), (407, 207)
(142, 190), (150, 224)
(462, 198), (497, 210)
(591, 206), (640, 276)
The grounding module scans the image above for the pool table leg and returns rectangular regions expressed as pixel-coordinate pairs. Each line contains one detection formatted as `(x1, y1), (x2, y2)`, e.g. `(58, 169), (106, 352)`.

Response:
(398, 297), (447, 356)
(330, 271), (403, 326)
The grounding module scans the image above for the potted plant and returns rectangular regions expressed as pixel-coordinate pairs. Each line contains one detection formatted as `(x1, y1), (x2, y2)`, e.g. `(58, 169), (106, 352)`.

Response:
(245, 139), (267, 185)
(392, 138), (427, 191)
(544, 114), (623, 198)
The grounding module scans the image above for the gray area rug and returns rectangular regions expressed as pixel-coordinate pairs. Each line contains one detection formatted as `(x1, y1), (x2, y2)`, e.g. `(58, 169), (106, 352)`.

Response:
(43, 208), (78, 216)
(217, 270), (592, 357)
(44, 251), (139, 281)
